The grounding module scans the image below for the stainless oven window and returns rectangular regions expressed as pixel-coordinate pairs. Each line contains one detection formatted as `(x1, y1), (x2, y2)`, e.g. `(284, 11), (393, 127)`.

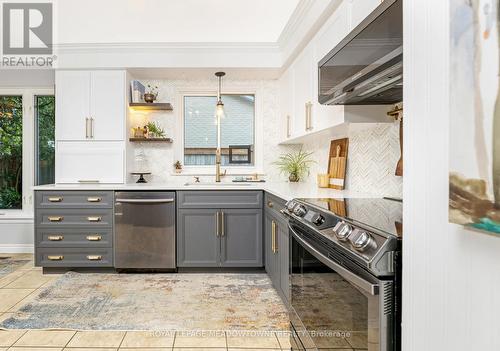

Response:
(290, 223), (393, 351)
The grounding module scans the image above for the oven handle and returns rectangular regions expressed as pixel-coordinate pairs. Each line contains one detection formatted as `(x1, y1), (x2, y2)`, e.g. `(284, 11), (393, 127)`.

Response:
(290, 224), (379, 296)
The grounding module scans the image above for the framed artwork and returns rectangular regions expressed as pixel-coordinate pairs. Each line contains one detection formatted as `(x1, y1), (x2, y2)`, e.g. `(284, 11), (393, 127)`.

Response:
(449, 0), (500, 234)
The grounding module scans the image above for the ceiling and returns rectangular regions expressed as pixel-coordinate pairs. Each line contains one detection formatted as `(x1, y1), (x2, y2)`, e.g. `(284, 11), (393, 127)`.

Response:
(55, 0), (300, 44)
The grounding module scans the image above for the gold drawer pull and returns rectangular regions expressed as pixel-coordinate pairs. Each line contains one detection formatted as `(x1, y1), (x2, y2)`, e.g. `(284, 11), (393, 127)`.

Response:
(47, 255), (63, 261)
(48, 216), (63, 222)
(87, 197), (102, 203)
(48, 235), (64, 241)
(87, 216), (102, 222)
(86, 235), (102, 241)
(267, 201), (273, 208)
(87, 255), (102, 261)
(48, 197), (63, 202)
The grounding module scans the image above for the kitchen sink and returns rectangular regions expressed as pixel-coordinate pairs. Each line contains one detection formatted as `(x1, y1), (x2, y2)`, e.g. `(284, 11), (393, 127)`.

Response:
(183, 182), (253, 186)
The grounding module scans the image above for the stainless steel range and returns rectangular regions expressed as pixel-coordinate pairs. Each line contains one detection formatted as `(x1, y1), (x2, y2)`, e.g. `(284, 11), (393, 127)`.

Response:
(282, 197), (402, 351)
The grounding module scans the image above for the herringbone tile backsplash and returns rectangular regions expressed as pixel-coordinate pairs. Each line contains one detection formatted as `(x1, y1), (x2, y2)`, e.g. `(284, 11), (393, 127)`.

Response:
(346, 123), (402, 197)
(302, 123), (403, 198)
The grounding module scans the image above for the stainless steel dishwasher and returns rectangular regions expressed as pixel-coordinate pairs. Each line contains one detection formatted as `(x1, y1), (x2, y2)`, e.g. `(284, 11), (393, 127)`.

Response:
(114, 192), (176, 270)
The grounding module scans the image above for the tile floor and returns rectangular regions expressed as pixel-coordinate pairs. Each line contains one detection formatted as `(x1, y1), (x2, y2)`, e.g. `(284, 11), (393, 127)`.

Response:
(0, 255), (291, 350)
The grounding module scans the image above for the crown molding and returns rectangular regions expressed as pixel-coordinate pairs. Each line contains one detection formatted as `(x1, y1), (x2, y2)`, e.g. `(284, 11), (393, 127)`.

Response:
(53, 0), (340, 71)
(277, 0), (316, 47)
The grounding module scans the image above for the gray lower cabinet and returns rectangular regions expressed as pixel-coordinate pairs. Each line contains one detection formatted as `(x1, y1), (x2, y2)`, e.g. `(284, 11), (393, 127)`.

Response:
(220, 208), (262, 267)
(34, 190), (114, 268)
(264, 193), (289, 303)
(177, 208), (220, 267)
(177, 191), (264, 268)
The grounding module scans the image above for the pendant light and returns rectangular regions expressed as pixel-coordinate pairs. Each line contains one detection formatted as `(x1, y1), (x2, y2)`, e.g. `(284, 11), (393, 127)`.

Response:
(215, 72), (226, 119)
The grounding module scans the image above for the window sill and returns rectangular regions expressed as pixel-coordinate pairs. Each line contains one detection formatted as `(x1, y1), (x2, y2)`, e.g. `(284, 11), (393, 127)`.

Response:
(170, 168), (264, 177)
(0, 211), (34, 221)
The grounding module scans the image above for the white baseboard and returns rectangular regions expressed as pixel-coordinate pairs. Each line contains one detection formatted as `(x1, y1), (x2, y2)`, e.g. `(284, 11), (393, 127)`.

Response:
(0, 244), (34, 254)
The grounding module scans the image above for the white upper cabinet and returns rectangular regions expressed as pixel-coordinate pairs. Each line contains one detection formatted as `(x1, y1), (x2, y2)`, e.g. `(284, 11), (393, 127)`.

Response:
(90, 71), (126, 141)
(349, 0), (381, 29)
(315, 1), (351, 62)
(292, 43), (314, 136)
(55, 71), (91, 141)
(55, 70), (126, 142)
(278, 67), (294, 139)
(278, 0), (391, 144)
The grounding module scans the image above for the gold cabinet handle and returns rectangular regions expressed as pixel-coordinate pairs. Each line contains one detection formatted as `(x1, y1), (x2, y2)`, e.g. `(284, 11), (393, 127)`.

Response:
(87, 197), (102, 203)
(48, 255), (63, 261)
(221, 211), (225, 237)
(86, 235), (102, 241)
(87, 216), (102, 222)
(48, 216), (63, 222)
(286, 115), (291, 138)
(271, 220), (278, 253)
(48, 235), (64, 241)
(267, 201), (273, 208)
(87, 255), (102, 261)
(48, 196), (63, 202)
(215, 212), (220, 237)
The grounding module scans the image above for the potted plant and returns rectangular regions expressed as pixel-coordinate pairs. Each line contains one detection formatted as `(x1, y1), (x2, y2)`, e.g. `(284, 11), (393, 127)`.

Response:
(274, 149), (315, 182)
(145, 121), (165, 138)
(143, 84), (158, 103)
(174, 160), (183, 173)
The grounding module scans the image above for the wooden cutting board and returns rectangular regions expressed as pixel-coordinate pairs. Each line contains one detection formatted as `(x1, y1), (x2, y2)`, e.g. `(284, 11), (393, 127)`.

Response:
(327, 138), (349, 189)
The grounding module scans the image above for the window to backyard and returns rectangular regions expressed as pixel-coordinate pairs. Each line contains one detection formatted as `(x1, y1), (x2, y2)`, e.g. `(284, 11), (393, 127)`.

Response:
(0, 92), (55, 211)
(0, 96), (23, 209)
(183, 94), (255, 166)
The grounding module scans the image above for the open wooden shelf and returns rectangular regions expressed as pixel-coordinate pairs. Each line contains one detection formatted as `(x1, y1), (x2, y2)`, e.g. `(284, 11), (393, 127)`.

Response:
(129, 137), (173, 143)
(129, 103), (173, 111)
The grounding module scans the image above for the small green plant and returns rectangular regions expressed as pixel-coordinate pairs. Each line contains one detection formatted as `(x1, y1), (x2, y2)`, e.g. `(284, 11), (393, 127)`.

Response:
(273, 148), (315, 182)
(146, 121), (165, 138)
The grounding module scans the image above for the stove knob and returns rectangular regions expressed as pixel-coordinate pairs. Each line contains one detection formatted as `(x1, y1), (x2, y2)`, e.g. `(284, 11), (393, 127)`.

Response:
(352, 231), (373, 251)
(286, 200), (296, 212)
(311, 213), (325, 226)
(293, 205), (307, 217)
(334, 222), (352, 241)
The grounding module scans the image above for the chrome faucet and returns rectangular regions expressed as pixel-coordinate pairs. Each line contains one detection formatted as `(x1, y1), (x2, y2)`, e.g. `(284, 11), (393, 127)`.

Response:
(215, 148), (226, 182)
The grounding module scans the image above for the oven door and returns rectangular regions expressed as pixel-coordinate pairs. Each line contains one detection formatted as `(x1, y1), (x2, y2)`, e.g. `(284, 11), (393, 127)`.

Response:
(289, 222), (394, 351)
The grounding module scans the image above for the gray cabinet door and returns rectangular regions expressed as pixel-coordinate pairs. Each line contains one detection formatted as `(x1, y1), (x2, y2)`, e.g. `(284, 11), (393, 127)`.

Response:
(220, 208), (263, 267)
(264, 212), (279, 287)
(177, 208), (220, 267)
(278, 220), (290, 302)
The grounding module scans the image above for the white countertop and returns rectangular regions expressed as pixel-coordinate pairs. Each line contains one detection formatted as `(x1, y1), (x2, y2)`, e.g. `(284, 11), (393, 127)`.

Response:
(33, 181), (372, 201)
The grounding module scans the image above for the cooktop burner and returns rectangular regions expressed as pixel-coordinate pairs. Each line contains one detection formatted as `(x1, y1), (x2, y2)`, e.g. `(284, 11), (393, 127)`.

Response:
(297, 197), (403, 238)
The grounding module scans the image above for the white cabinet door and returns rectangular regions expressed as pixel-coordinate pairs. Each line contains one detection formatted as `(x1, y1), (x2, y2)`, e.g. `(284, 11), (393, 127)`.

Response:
(55, 71), (91, 141)
(90, 71), (126, 141)
(350, 0), (381, 29)
(315, 1), (351, 62)
(292, 43), (314, 135)
(278, 67), (294, 140)
(55, 141), (124, 184)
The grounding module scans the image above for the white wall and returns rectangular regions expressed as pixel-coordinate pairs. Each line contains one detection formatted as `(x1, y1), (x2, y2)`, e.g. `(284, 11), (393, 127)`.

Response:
(403, 1), (500, 350)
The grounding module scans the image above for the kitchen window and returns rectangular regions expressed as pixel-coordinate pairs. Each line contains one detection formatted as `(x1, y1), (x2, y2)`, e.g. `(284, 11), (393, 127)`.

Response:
(0, 95), (23, 209)
(183, 94), (255, 167)
(0, 89), (54, 215)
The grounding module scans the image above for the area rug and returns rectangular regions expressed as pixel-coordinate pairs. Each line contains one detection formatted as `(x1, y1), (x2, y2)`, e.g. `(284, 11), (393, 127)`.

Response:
(0, 256), (31, 278)
(0, 272), (289, 331)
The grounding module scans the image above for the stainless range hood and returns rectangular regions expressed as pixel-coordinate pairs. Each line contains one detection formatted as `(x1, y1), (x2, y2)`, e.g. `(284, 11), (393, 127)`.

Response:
(318, 0), (402, 105)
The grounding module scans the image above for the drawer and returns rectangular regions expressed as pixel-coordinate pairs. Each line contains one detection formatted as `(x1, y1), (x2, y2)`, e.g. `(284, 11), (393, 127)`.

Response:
(36, 191), (113, 209)
(36, 227), (112, 248)
(177, 191), (262, 209)
(36, 208), (113, 227)
(36, 248), (113, 267)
